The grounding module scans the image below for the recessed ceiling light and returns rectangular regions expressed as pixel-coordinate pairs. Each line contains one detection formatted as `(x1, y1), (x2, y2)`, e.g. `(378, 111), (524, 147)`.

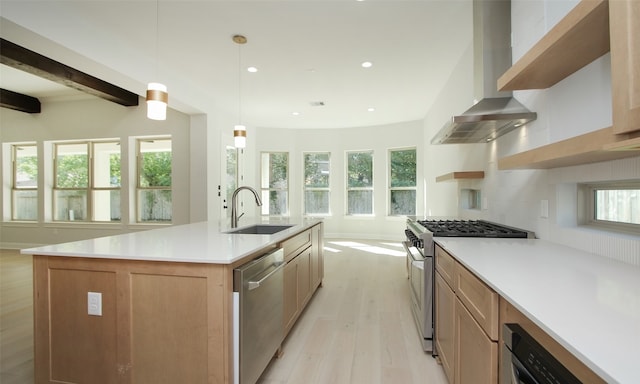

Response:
(292, 112), (300, 116)
(367, 107), (376, 112)
(361, 61), (373, 68)
(247, 66), (258, 73)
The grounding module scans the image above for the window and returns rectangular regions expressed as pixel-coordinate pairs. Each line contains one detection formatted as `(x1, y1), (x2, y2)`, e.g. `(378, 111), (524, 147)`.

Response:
(261, 152), (289, 216)
(389, 148), (417, 216)
(304, 152), (330, 215)
(225, 146), (238, 218)
(583, 181), (640, 232)
(53, 141), (121, 222)
(347, 150), (373, 215)
(137, 138), (172, 222)
(12, 144), (38, 221)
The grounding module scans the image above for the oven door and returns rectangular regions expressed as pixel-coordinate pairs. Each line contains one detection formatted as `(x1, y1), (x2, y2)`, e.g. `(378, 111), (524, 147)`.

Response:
(403, 241), (433, 352)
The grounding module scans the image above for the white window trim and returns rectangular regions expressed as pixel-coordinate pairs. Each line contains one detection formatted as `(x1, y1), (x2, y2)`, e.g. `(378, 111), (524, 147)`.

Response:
(579, 180), (640, 234)
(303, 152), (331, 217)
(388, 147), (417, 217)
(346, 150), (374, 216)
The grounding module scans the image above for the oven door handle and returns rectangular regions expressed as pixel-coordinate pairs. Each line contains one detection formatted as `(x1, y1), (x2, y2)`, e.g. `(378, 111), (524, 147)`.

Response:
(403, 240), (424, 262)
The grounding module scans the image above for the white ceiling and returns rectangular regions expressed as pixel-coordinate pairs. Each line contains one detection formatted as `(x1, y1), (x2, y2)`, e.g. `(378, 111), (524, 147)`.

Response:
(0, 0), (473, 129)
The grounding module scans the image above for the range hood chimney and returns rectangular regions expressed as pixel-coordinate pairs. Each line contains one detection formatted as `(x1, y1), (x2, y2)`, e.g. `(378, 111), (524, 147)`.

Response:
(431, 0), (537, 144)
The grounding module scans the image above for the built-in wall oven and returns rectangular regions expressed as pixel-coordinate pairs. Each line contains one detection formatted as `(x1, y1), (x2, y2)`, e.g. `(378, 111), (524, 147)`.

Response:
(502, 323), (581, 384)
(403, 218), (534, 354)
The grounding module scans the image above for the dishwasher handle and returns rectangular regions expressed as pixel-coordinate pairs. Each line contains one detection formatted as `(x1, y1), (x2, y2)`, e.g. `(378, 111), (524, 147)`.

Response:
(247, 261), (285, 291)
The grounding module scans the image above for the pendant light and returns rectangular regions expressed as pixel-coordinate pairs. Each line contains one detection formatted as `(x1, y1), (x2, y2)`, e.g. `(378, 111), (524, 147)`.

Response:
(233, 34), (247, 148)
(147, 0), (168, 120)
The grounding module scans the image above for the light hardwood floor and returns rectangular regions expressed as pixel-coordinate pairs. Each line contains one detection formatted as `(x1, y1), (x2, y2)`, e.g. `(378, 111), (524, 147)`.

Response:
(258, 240), (447, 384)
(0, 249), (34, 384)
(0, 241), (447, 384)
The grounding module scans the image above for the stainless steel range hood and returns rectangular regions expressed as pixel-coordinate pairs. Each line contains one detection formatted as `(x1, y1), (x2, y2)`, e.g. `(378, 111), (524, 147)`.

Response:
(431, 0), (537, 144)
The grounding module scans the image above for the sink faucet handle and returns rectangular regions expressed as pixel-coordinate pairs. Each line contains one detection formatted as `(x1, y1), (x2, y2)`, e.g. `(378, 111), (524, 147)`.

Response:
(238, 212), (245, 220)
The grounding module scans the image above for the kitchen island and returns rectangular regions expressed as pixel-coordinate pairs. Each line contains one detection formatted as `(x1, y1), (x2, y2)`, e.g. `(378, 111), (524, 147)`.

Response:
(21, 218), (324, 384)
(434, 237), (640, 384)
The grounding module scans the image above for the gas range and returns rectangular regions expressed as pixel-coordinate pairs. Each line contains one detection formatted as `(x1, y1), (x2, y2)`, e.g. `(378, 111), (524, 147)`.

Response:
(403, 217), (534, 354)
(405, 218), (534, 256)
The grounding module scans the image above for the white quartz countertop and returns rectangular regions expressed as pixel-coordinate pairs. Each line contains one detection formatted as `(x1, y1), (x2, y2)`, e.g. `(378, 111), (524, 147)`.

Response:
(21, 218), (321, 264)
(434, 237), (640, 384)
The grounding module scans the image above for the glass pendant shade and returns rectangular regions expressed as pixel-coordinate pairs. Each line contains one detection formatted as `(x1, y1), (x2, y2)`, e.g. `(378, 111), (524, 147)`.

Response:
(146, 82), (168, 120)
(234, 125), (247, 148)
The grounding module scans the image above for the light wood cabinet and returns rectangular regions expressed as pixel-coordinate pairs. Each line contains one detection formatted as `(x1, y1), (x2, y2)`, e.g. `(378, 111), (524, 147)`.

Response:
(310, 223), (324, 291)
(32, 222), (324, 384)
(281, 222), (323, 336)
(435, 271), (455, 384)
(610, 0), (640, 135)
(435, 245), (498, 384)
(455, 299), (498, 384)
(454, 262), (499, 341)
(33, 256), (231, 384)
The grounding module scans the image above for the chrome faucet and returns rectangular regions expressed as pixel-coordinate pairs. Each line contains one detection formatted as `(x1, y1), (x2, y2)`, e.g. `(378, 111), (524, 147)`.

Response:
(231, 186), (263, 228)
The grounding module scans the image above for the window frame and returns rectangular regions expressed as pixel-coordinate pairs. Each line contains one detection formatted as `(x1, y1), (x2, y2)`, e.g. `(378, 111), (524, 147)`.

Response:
(303, 151), (331, 216)
(260, 151), (290, 216)
(580, 180), (640, 233)
(52, 140), (121, 222)
(346, 150), (374, 216)
(136, 137), (173, 223)
(388, 147), (417, 216)
(11, 143), (39, 221)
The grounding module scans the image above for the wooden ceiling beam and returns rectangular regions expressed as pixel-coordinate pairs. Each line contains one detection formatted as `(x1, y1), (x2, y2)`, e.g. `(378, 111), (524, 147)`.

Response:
(0, 88), (41, 113)
(0, 38), (139, 107)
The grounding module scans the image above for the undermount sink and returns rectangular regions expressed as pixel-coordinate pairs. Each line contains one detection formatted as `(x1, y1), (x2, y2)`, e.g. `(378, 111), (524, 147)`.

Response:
(226, 224), (294, 235)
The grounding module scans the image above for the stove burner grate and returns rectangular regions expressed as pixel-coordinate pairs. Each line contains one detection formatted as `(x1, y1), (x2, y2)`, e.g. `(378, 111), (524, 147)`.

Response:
(417, 220), (528, 238)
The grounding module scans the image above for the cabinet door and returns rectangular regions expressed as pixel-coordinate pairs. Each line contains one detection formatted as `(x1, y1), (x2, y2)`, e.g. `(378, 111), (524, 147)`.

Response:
(455, 263), (499, 341)
(435, 271), (455, 384)
(611, 0), (640, 134)
(283, 258), (299, 333)
(297, 248), (311, 308)
(455, 299), (498, 384)
(310, 224), (323, 290)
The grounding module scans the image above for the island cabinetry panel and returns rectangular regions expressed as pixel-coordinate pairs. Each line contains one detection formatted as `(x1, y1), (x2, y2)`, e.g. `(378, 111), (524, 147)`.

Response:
(610, 0), (640, 135)
(282, 238), (312, 335)
(281, 222), (323, 337)
(33, 256), (231, 384)
(310, 222), (324, 291)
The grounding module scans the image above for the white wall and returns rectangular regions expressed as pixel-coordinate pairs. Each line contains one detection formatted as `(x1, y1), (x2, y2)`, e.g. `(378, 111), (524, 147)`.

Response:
(0, 96), (203, 248)
(422, 0), (640, 265)
(252, 121), (424, 240)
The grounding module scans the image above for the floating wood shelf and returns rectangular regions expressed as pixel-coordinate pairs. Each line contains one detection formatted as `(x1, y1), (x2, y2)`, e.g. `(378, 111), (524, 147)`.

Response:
(498, 127), (640, 170)
(497, 0), (610, 91)
(436, 172), (485, 183)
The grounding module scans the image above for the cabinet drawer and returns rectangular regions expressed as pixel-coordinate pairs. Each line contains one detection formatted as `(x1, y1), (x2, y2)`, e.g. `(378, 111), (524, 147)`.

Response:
(435, 245), (455, 289)
(281, 229), (312, 262)
(455, 264), (499, 341)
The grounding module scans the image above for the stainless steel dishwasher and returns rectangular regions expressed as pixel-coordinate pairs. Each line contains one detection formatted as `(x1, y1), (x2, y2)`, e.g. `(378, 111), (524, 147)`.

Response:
(233, 248), (284, 384)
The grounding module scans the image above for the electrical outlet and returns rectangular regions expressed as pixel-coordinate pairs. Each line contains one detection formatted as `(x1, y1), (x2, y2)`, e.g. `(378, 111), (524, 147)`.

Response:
(88, 292), (102, 316)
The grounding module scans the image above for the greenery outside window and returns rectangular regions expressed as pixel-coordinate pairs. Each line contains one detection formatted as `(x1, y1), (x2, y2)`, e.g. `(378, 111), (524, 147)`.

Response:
(12, 144), (38, 221)
(347, 150), (373, 215)
(304, 152), (330, 216)
(137, 138), (172, 223)
(389, 148), (416, 216)
(582, 181), (639, 233)
(261, 152), (289, 216)
(53, 141), (121, 222)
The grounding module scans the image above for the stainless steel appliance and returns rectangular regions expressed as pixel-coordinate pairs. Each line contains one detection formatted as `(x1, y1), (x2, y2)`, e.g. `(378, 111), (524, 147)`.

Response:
(502, 323), (581, 384)
(233, 248), (285, 384)
(403, 218), (533, 354)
